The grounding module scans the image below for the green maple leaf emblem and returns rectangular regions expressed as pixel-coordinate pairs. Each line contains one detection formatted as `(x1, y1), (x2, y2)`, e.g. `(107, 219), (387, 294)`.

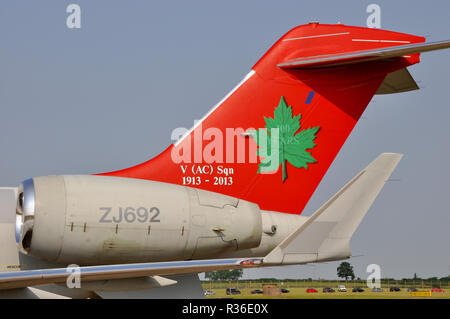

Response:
(246, 96), (320, 182)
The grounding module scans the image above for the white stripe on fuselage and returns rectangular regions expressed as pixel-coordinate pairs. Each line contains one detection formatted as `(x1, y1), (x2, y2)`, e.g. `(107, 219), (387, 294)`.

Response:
(352, 39), (411, 44)
(174, 70), (255, 147)
(282, 32), (350, 41)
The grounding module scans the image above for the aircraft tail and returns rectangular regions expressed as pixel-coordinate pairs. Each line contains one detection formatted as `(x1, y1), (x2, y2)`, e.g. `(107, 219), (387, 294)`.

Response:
(263, 153), (402, 264)
(99, 23), (448, 214)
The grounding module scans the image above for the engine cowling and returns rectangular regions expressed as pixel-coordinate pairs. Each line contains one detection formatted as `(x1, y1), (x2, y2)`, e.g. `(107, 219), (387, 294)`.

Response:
(16, 175), (262, 265)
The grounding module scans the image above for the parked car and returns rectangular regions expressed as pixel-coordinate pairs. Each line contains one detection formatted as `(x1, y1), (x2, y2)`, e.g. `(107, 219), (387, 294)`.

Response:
(338, 285), (347, 292)
(390, 287), (401, 292)
(352, 287), (365, 292)
(204, 290), (216, 296)
(407, 287), (418, 292)
(372, 287), (383, 292)
(431, 288), (445, 293)
(306, 288), (318, 293)
(323, 287), (335, 293)
(226, 288), (241, 295)
(280, 288), (290, 293)
(251, 289), (263, 294)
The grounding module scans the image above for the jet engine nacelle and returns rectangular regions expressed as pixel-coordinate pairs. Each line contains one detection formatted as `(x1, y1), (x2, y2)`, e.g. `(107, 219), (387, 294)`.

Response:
(16, 175), (262, 265)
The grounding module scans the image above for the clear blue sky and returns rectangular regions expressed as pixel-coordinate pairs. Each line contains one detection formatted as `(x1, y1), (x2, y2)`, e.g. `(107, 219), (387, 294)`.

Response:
(0, 0), (449, 280)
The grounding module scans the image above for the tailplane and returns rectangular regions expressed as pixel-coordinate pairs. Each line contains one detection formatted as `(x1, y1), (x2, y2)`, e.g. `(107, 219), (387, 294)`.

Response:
(263, 153), (402, 264)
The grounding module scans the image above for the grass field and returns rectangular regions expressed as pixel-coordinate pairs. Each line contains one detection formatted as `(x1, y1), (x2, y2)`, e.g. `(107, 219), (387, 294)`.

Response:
(204, 287), (450, 299)
(202, 286), (450, 299)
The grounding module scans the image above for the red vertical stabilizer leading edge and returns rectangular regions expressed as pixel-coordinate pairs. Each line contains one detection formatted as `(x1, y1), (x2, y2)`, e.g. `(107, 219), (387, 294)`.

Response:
(100, 23), (429, 214)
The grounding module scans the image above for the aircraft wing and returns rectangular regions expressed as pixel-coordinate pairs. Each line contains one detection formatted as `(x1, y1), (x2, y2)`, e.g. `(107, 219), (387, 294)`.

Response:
(278, 39), (450, 68)
(0, 258), (263, 290)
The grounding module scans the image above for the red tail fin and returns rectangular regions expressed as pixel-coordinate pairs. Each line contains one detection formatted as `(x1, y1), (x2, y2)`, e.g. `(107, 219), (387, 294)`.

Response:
(100, 23), (425, 214)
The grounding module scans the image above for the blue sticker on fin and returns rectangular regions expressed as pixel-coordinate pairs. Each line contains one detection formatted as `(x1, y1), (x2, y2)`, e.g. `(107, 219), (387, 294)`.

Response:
(305, 91), (315, 104)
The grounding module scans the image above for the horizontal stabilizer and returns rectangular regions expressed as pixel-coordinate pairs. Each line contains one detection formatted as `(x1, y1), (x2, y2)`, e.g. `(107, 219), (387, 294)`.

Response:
(278, 39), (450, 69)
(376, 68), (419, 95)
(263, 153), (403, 265)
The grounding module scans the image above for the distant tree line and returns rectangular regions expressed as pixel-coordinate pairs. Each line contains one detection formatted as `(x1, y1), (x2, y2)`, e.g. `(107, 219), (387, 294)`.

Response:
(203, 263), (449, 283)
(205, 269), (243, 281)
